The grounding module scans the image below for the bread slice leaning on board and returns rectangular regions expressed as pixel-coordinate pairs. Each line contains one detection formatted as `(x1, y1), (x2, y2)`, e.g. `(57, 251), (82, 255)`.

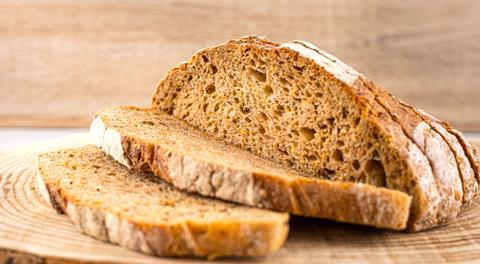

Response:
(37, 145), (289, 258)
(147, 36), (479, 231)
(91, 105), (412, 230)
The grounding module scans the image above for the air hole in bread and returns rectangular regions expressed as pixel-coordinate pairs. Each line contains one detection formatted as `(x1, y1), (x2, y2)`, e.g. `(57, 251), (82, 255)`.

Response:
(205, 84), (216, 94)
(211, 65), (218, 74)
(202, 103), (208, 112)
(293, 65), (304, 73)
(299, 127), (316, 141)
(141, 120), (155, 126)
(241, 106), (251, 114)
(280, 77), (289, 86)
(354, 117), (361, 126)
(318, 123), (328, 130)
(263, 85), (274, 97)
(332, 149), (344, 162)
(358, 172), (366, 182)
(352, 159), (361, 170)
(259, 125), (266, 134)
(291, 129), (299, 137)
(316, 168), (335, 179)
(307, 154), (318, 161)
(274, 105), (285, 116)
(327, 117), (335, 126)
(341, 107), (348, 118)
(248, 67), (267, 82)
(365, 159), (386, 186)
(259, 112), (268, 121)
(201, 55), (209, 62)
(337, 140), (345, 146)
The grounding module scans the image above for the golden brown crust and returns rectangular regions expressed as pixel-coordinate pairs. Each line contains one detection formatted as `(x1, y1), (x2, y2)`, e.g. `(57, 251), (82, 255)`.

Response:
(37, 146), (289, 258)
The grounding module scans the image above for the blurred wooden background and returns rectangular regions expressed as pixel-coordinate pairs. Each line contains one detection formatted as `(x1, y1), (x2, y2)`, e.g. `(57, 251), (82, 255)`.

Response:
(1, 0), (479, 130)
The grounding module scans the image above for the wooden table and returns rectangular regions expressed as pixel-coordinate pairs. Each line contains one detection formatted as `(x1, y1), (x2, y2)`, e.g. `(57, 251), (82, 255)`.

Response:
(0, 134), (480, 263)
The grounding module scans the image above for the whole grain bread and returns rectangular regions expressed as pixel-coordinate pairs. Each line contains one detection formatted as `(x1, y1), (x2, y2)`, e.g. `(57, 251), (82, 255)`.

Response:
(91, 106), (412, 230)
(37, 145), (289, 258)
(150, 36), (479, 231)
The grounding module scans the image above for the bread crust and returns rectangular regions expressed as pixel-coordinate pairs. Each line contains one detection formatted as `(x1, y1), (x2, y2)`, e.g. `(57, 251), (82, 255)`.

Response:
(417, 108), (480, 198)
(362, 80), (463, 224)
(37, 147), (289, 258)
(92, 107), (412, 230)
(411, 108), (478, 208)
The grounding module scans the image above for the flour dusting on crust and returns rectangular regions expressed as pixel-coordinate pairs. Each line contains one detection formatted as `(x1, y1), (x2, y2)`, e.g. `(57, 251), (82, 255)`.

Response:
(281, 41), (360, 86)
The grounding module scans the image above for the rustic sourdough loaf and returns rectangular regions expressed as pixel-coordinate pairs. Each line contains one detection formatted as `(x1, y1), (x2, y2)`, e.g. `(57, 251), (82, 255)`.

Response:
(91, 106), (412, 230)
(150, 36), (479, 231)
(37, 145), (289, 258)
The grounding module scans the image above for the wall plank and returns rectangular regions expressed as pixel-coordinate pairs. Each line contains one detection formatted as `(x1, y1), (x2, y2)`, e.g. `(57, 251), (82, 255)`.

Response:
(1, 0), (479, 129)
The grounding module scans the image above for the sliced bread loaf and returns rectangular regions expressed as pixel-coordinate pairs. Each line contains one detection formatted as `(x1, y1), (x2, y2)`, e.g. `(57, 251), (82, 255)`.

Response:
(91, 106), (412, 230)
(37, 145), (289, 258)
(150, 36), (479, 231)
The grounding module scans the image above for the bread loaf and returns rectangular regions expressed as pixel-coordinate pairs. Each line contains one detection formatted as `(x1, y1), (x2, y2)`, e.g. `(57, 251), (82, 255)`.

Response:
(150, 36), (479, 231)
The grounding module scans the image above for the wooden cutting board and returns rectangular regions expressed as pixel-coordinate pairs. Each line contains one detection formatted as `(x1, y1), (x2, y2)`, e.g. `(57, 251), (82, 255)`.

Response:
(1, 134), (480, 263)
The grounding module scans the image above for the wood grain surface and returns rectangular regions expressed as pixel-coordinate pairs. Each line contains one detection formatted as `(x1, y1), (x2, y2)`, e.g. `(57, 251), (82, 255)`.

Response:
(1, 0), (479, 130)
(0, 134), (479, 263)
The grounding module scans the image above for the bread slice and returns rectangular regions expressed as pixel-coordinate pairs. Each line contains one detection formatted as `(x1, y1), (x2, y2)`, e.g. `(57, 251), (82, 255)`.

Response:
(150, 36), (479, 231)
(37, 145), (289, 258)
(91, 106), (412, 230)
